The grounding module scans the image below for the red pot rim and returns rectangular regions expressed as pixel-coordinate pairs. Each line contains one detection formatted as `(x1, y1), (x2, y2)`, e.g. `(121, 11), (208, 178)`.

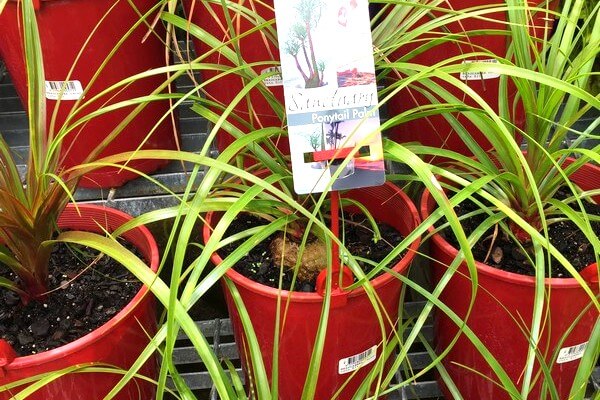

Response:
(204, 182), (421, 303)
(419, 161), (600, 288)
(7, 203), (159, 368)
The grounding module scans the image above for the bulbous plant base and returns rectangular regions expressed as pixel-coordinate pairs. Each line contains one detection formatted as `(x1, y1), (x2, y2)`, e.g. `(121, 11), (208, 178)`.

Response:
(270, 233), (328, 282)
(420, 162), (600, 400)
(0, 204), (159, 400)
(204, 182), (421, 400)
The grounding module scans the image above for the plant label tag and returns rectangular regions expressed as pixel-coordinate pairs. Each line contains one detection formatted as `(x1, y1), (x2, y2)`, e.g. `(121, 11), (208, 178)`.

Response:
(274, 0), (385, 194)
(338, 345), (377, 374)
(556, 342), (588, 364)
(261, 67), (284, 87)
(460, 59), (500, 81)
(44, 80), (84, 100)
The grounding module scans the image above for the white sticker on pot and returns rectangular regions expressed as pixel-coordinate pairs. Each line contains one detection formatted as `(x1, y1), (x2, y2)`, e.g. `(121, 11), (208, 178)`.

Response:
(261, 66), (283, 87)
(44, 80), (84, 100)
(460, 59), (500, 81)
(557, 342), (588, 364)
(338, 345), (377, 374)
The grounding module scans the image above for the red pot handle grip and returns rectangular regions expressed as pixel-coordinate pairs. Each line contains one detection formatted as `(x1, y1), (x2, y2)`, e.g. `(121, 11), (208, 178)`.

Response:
(580, 263), (599, 286)
(316, 266), (354, 308)
(0, 339), (16, 377)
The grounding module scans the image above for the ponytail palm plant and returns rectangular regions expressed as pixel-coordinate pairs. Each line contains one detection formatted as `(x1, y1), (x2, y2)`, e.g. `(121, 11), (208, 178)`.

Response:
(0, 0), (176, 303)
(0, 0), (82, 301)
(384, 0), (599, 279)
(380, 0), (599, 398)
(155, 2), (466, 398)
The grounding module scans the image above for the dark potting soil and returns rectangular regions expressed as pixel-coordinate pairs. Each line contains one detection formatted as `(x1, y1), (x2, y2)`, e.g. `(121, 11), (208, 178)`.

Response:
(0, 241), (143, 356)
(220, 213), (405, 292)
(444, 194), (600, 277)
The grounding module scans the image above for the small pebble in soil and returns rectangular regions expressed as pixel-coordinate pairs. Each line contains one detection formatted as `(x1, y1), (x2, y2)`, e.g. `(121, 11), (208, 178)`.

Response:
(85, 299), (94, 316)
(3, 291), (20, 306)
(17, 332), (33, 345)
(30, 318), (50, 337)
(511, 247), (526, 261)
(52, 330), (65, 341)
(301, 283), (314, 292)
(491, 247), (503, 264)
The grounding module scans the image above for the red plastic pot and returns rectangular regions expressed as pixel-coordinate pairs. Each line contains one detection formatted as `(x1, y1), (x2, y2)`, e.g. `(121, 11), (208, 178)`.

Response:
(386, 0), (557, 157)
(420, 162), (600, 400)
(0, 0), (178, 188)
(0, 204), (159, 400)
(204, 182), (421, 399)
(183, 0), (287, 155)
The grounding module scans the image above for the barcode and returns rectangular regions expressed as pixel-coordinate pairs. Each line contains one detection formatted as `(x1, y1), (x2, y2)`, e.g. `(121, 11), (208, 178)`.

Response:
(347, 350), (370, 364)
(460, 59), (500, 81)
(569, 343), (586, 354)
(338, 345), (377, 374)
(45, 80), (84, 100)
(262, 67), (279, 73)
(46, 81), (77, 90)
(261, 66), (283, 87)
(557, 342), (588, 364)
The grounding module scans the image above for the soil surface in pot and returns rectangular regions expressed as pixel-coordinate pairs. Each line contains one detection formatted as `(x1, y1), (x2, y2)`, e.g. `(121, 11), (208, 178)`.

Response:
(220, 213), (405, 292)
(444, 193), (600, 277)
(0, 241), (143, 356)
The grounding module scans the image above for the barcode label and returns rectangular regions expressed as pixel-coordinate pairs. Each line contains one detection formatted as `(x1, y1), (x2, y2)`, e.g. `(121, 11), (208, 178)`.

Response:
(460, 59), (500, 81)
(261, 66), (283, 87)
(557, 342), (588, 364)
(338, 345), (377, 374)
(45, 80), (84, 100)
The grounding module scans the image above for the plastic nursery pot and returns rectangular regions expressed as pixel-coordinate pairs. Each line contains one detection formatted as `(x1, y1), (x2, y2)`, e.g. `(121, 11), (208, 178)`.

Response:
(0, 204), (159, 400)
(419, 161), (600, 400)
(0, 0), (178, 189)
(386, 0), (557, 158)
(203, 182), (421, 400)
(182, 0), (288, 156)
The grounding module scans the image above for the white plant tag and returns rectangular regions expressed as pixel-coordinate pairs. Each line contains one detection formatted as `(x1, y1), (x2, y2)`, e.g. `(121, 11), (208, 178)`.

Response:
(261, 66), (284, 87)
(338, 345), (377, 374)
(44, 80), (84, 100)
(460, 59), (500, 81)
(556, 342), (588, 364)
(274, 0), (385, 194)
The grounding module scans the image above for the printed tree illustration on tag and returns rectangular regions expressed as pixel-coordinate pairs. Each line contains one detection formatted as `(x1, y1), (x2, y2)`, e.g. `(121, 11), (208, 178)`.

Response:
(275, 0), (385, 194)
(282, 0), (326, 89)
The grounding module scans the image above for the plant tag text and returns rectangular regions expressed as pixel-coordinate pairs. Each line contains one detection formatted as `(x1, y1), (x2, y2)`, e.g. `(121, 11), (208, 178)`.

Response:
(338, 345), (377, 374)
(274, 0), (385, 194)
(460, 59), (500, 81)
(556, 342), (588, 364)
(261, 67), (284, 87)
(45, 80), (84, 100)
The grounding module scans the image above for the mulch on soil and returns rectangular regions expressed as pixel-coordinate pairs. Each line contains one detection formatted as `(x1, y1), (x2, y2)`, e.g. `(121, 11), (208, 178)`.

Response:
(444, 194), (600, 277)
(0, 241), (143, 356)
